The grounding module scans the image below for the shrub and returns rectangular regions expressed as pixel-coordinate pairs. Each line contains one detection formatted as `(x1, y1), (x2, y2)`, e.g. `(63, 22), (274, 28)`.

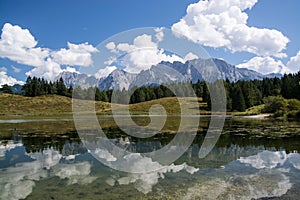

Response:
(273, 110), (285, 118)
(262, 96), (287, 113)
(287, 99), (300, 111)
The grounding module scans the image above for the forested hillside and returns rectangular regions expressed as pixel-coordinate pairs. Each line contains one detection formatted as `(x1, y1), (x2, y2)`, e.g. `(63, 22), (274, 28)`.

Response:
(1, 72), (300, 113)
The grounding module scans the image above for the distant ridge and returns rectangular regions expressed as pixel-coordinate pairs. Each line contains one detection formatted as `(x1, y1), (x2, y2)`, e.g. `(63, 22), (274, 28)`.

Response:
(56, 58), (282, 90)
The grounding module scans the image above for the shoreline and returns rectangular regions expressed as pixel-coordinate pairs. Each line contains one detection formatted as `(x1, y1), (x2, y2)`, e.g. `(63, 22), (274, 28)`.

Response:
(234, 114), (271, 119)
(0, 113), (270, 120)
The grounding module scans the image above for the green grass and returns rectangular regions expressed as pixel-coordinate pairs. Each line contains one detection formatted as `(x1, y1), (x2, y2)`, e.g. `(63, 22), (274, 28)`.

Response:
(0, 94), (72, 116)
(231, 104), (265, 116)
(0, 94), (111, 118)
(0, 94), (209, 118)
(1, 94), (272, 119)
(128, 97), (207, 115)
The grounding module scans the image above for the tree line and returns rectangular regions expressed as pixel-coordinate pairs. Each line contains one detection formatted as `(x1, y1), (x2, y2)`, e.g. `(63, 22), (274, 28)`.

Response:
(21, 76), (72, 97)
(204, 72), (300, 112)
(1, 71), (300, 112)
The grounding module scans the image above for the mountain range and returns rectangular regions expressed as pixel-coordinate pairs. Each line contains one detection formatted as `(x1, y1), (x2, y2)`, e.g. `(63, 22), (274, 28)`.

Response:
(56, 58), (282, 91)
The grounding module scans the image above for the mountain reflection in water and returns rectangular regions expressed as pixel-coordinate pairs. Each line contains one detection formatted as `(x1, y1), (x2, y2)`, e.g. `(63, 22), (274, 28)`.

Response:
(0, 118), (300, 199)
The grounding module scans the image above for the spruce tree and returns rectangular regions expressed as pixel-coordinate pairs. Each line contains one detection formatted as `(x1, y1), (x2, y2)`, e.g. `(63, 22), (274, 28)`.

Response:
(1, 84), (13, 94)
(202, 82), (211, 109)
(57, 77), (67, 96)
(231, 84), (246, 112)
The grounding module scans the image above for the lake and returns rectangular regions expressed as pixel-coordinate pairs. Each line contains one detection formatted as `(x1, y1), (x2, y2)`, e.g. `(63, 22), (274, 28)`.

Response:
(1, 117), (300, 200)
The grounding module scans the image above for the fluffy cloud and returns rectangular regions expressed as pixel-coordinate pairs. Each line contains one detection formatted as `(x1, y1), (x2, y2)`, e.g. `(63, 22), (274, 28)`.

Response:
(25, 58), (62, 80)
(116, 43), (133, 52)
(106, 34), (183, 73)
(236, 56), (288, 74)
(51, 42), (98, 67)
(114, 34), (157, 52)
(122, 48), (183, 73)
(0, 68), (24, 86)
(287, 51), (300, 73)
(0, 23), (49, 67)
(133, 34), (157, 48)
(154, 27), (164, 42)
(0, 23), (97, 81)
(172, 0), (289, 57)
(105, 42), (116, 51)
(104, 56), (117, 65)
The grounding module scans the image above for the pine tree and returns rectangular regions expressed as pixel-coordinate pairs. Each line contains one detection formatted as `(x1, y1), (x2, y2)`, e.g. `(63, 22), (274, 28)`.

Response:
(66, 85), (73, 97)
(22, 76), (32, 96)
(155, 86), (164, 99)
(272, 77), (281, 96)
(281, 74), (294, 99)
(202, 82), (211, 109)
(231, 84), (246, 112)
(136, 89), (146, 102)
(293, 72), (300, 100)
(224, 79), (232, 111)
(31, 77), (39, 97)
(1, 84), (13, 94)
(262, 78), (272, 97)
(57, 77), (67, 96)
(49, 81), (56, 94)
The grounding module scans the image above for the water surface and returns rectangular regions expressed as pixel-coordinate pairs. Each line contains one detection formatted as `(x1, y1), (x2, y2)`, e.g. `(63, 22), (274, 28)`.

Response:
(0, 118), (300, 199)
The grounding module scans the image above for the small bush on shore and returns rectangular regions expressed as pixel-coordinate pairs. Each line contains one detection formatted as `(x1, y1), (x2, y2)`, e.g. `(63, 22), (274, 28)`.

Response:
(287, 99), (300, 111)
(262, 96), (300, 119)
(262, 96), (287, 113)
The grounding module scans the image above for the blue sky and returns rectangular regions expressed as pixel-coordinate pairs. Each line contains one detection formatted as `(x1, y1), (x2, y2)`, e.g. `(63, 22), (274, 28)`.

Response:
(0, 0), (299, 85)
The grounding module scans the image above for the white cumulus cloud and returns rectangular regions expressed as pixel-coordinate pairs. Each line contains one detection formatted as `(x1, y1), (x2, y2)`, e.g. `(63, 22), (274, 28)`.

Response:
(105, 42), (116, 51)
(0, 23), (49, 67)
(104, 56), (117, 65)
(287, 51), (300, 73)
(52, 42), (98, 67)
(236, 56), (288, 74)
(25, 58), (63, 80)
(133, 34), (157, 48)
(171, 0), (289, 57)
(121, 48), (183, 73)
(154, 27), (164, 42)
(0, 68), (24, 86)
(0, 23), (97, 81)
(106, 34), (183, 73)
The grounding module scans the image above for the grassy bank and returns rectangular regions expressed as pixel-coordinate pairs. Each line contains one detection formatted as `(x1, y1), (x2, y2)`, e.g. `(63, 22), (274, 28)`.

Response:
(0, 94), (72, 117)
(0, 94), (208, 118)
(231, 104), (265, 116)
(1, 94), (298, 120)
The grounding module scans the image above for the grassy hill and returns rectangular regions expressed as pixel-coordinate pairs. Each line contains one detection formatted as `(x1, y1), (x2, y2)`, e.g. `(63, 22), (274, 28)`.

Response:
(4, 93), (286, 119)
(0, 94), (72, 116)
(0, 94), (208, 118)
